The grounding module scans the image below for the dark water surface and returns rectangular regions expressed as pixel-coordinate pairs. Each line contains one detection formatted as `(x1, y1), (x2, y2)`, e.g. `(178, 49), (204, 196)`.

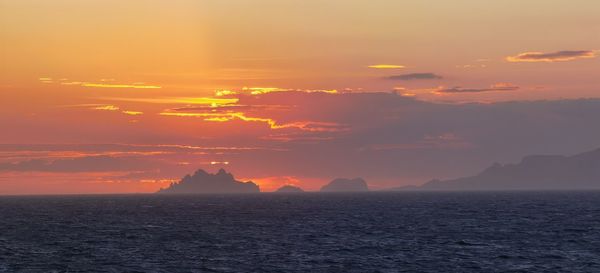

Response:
(1, 192), (600, 272)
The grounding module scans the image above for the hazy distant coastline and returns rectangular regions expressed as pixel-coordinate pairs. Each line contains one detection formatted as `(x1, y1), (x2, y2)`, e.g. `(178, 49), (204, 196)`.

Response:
(156, 147), (600, 194)
(394, 147), (600, 191)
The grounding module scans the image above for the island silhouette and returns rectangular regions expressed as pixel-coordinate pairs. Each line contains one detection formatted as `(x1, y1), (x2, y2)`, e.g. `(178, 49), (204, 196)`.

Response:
(320, 178), (369, 192)
(398, 147), (600, 191)
(156, 168), (376, 194)
(157, 168), (260, 194)
(275, 185), (305, 193)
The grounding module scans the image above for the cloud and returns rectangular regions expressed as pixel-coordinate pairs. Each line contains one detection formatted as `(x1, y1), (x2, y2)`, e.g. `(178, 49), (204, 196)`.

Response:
(159, 111), (348, 132)
(93, 105), (120, 111)
(241, 87), (338, 95)
(122, 111), (143, 116)
(386, 73), (443, 81)
(506, 50), (597, 63)
(456, 64), (487, 69)
(39, 77), (162, 89)
(104, 97), (239, 106)
(215, 90), (238, 96)
(81, 83), (162, 89)
(368, 64), (405, 69)
(0, 155), (159, 173)
(0, 143), (279, 155)
(171, 104), (292, 112)
(434, 83), (519, 94)
(90, 105), (143, 116)
(38, 77), (53, 83)
(0, 143), (285, 179)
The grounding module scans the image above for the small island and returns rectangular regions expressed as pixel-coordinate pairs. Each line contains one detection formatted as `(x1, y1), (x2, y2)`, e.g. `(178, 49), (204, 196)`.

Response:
(320, 178), (369, 192)
(275, 185), (305, 193)
(157, 168), (260, 194)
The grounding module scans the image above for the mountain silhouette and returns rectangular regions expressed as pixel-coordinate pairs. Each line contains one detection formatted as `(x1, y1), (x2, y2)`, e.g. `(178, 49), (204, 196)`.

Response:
(275, 185), (304, 193)
(157, 169), (259, 194)
(320, 178), (369, 192)
(403, 148), (600, 190)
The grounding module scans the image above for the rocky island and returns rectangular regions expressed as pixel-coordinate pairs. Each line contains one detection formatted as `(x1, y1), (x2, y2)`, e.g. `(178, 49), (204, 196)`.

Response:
(275, 185), (305, 193)
(320, 178), (369, 192)
(157, 169), (260, 194)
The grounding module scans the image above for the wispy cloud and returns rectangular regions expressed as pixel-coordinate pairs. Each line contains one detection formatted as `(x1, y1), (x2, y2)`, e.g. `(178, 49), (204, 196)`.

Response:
(38, 77), (53, 83)
(456, 64), (487, 69)
(434, 83), (519, 94)
(0, 155), (159, 173)
(242, 87), (338, 95)
(104, 97), (239, 106)
(0, 143), (279, 154)
(215, 90), (238, 96)
(91, 105), (143, 116)
(81, 83), (162, 89)
(210, 161), (230, 165)
(506, 50), (597, 63)
(368, 64), (405, 69)
(122, 111), (144, 116)
(38, 78), (162, 89)
(159, 111), (346, 132)
(243, 87), (288, 95)
(386, 73), (443, 81)
(93, 105), (120, 111)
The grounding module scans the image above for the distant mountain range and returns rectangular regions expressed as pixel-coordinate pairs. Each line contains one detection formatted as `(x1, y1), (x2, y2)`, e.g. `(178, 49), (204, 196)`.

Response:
(157, 169), (259, 194)
(396, 148), (600, 191)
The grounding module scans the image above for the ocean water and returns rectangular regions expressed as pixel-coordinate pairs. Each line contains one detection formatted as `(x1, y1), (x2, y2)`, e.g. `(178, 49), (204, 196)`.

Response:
(1, 192), (600, 272)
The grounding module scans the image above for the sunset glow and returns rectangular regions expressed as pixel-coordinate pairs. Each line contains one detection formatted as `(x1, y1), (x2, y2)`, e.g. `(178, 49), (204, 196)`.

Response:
(1, 0), (600, 194)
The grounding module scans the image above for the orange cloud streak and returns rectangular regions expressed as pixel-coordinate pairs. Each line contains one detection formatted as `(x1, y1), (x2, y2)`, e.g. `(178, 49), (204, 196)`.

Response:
(367, 64), (405, 69)
(122, 111), (144, 116)
(159, 111), (344, 132)
(81, 83), (162, 89)
(93, 105), (120, 111)
(105, 97), (239, 106)
(242, 87), (339, 95)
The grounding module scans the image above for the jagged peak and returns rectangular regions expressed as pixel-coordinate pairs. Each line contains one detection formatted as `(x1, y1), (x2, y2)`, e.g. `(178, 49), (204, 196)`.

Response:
(192, 169), (209, 177)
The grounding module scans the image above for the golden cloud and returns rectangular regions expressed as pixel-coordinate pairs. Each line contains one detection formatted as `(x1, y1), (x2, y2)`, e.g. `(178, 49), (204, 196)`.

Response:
(368, 64), (405, 69)
(81, 83), (161, 89)
(38, 77), (162, 89)
(242, 87), (338, 95)
(159, 111), (346, 132)
(105, 97), (239, 107)
(93, 105), (120, 111)
(122, 111), (144, 116)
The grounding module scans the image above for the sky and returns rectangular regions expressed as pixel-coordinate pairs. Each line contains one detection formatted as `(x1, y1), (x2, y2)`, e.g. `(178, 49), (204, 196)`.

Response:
(1, 0), (599, 194)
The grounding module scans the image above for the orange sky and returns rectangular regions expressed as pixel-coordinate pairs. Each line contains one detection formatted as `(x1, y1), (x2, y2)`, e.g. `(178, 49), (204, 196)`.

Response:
(1, 1), (600, 194)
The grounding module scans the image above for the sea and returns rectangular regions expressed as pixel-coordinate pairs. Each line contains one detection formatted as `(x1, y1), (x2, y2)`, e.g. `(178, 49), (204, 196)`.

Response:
(1, 191), (599, 272)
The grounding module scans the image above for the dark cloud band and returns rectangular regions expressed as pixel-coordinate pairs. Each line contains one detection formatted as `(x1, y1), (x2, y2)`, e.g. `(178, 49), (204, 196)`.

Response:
(507, 50), (597, 62)
(386, 73), (443, 81)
